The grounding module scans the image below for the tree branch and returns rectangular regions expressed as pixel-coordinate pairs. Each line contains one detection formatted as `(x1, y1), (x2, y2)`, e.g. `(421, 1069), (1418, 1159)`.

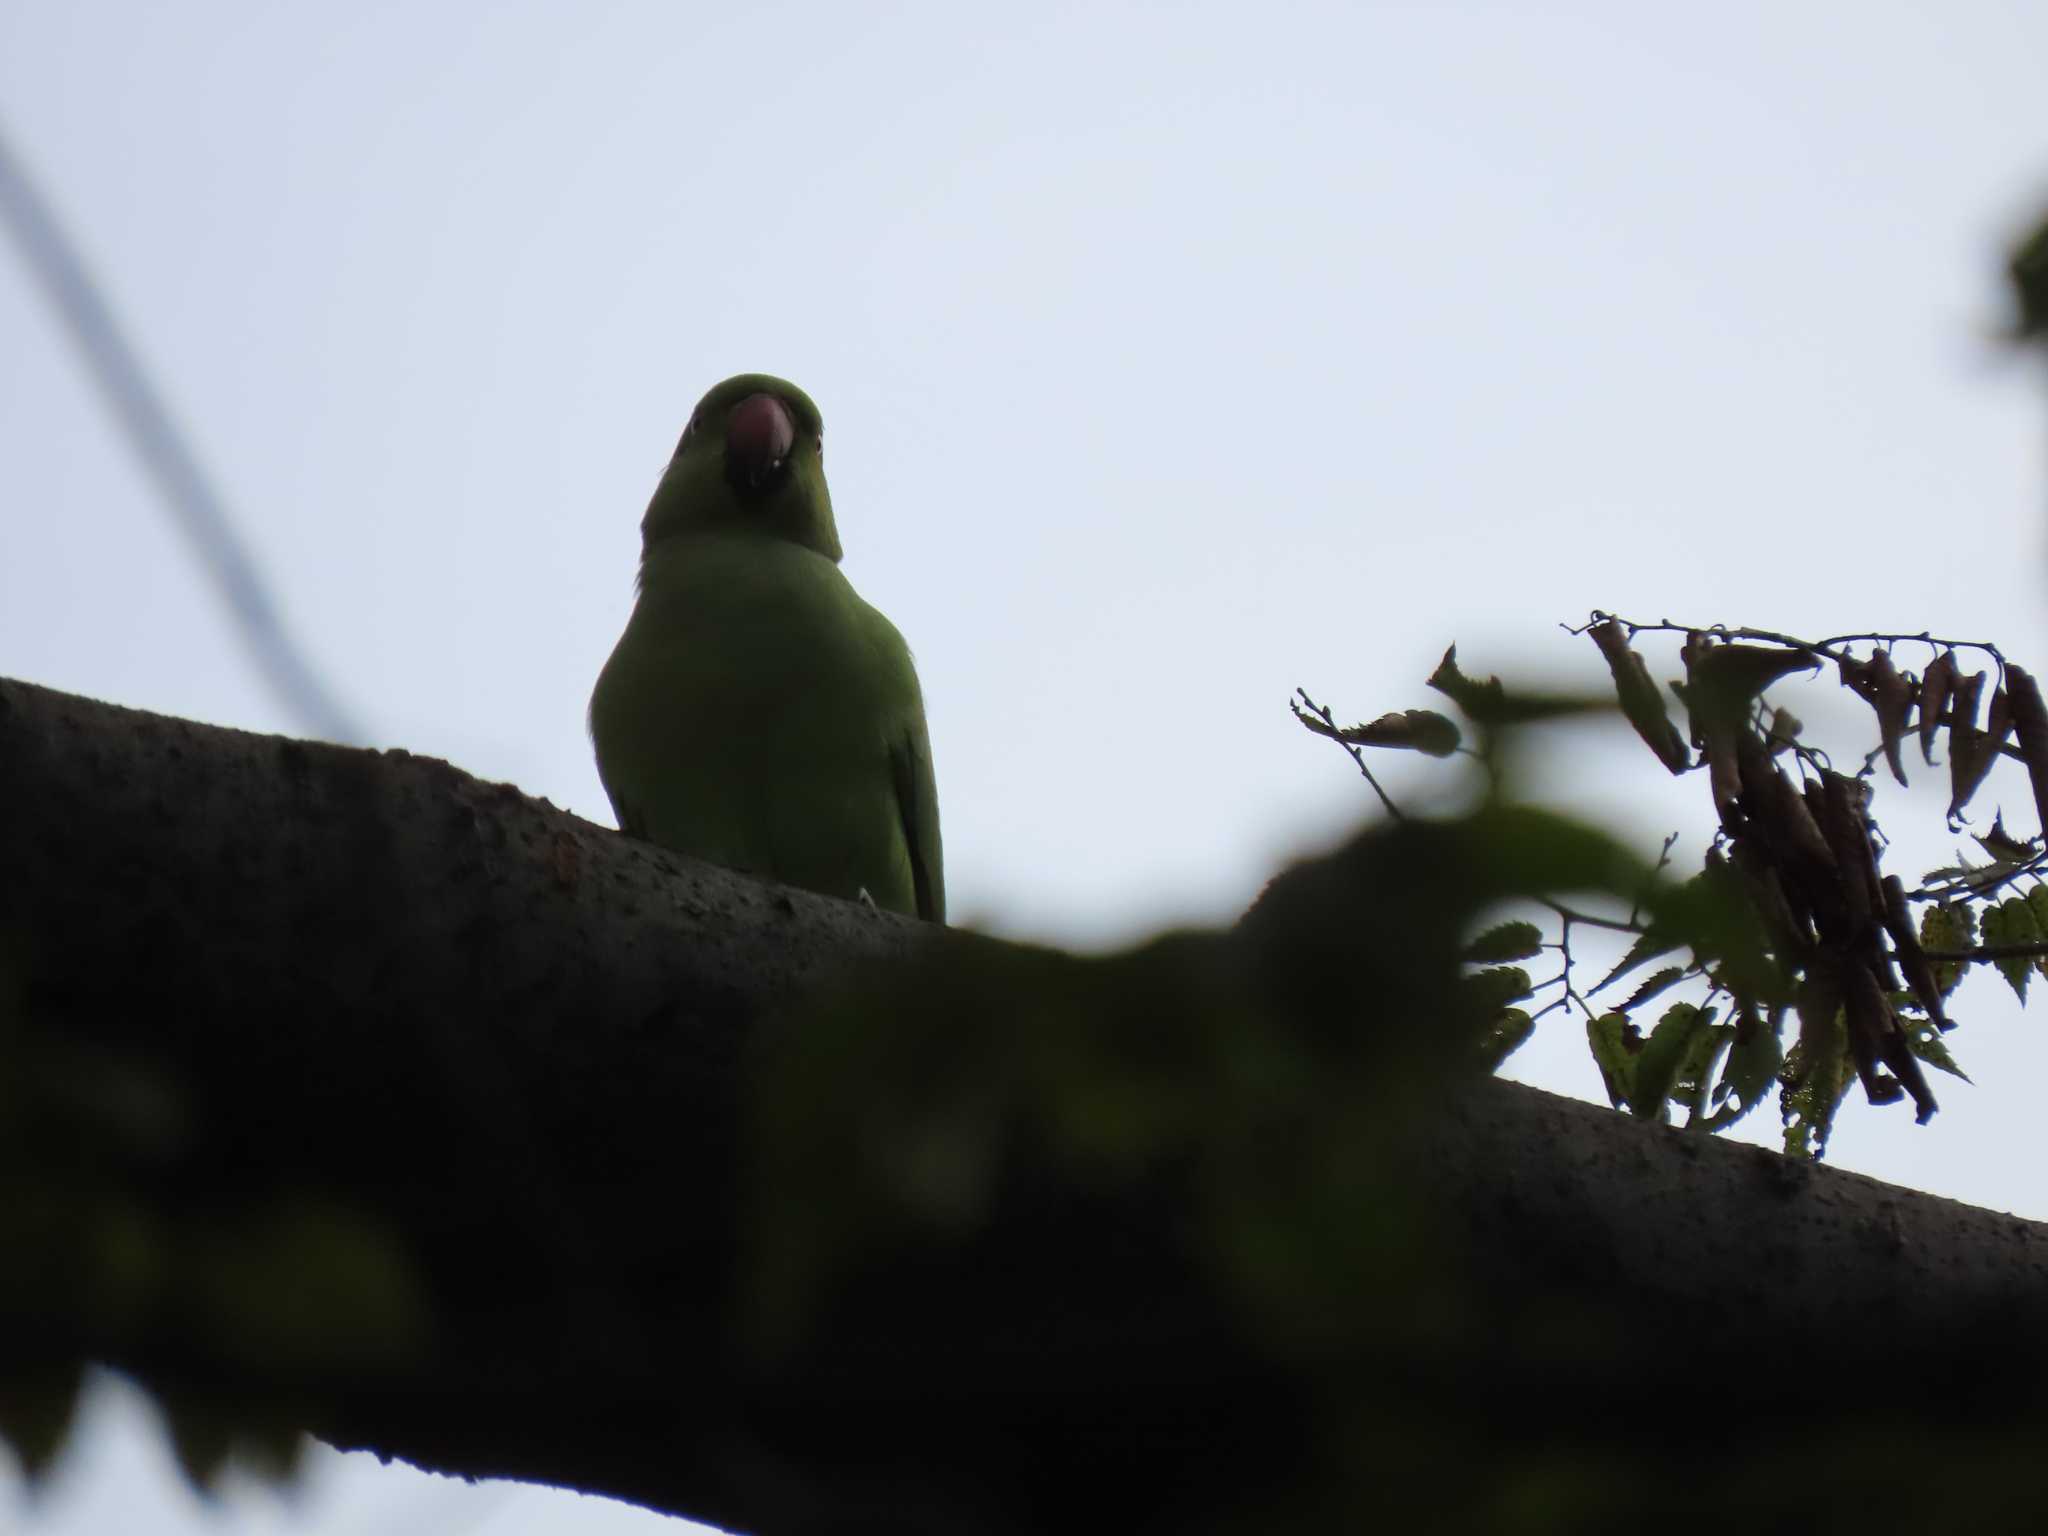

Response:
(6, 674), (2048, 1532)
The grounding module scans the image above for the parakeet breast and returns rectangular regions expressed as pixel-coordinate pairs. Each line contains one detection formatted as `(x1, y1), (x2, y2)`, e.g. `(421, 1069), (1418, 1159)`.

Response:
(589, 529), (928, 916)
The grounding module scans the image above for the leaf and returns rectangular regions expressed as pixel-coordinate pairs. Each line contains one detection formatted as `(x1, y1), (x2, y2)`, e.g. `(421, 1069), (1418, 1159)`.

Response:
(1426, 646), (1501, 719)
(163, 1393), (235, 1492)
(1591, 929), (1684, 994)
(0, 1362), (83, 1483)
(1463, 921), (1545, 964)
(1779, 999), (1851, 1160)
(1982, 897), (2041, 1003)
(1478, 1008), (1535, 1073)
(1620, 965), (1688, 1013)
(1587, 619), (1690, 773)
(1702, 1007), (1783, 1131)
(1426, 645), (1613, 728)
(1674, 1021), (1734, 1125)
(1918, 903), (1976, 996)
(1448, 804), (1654, 906)
(1650, 856), (1789, 1011)
(1903, 1015), (1970, 1083)
(1461, 966), (1533, 1016)
(2029, 885), (2048, 977)
(1922, 856), (2007, 895)
(2011, 207), (2048, 345)
(1586, 1011), (1639, 1110)
(1973, 812), (2036, 868)
(1334, 708), (1462, 757)
(1629, 1002), (1712, 1122)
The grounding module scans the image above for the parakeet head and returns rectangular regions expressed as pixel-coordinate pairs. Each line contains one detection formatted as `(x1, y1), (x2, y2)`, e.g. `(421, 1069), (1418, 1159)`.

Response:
(640, 373), (841, 561)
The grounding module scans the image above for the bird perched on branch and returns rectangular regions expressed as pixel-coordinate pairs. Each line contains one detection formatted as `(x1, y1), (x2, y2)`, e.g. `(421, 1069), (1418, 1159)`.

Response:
(590, 374), (943, 922)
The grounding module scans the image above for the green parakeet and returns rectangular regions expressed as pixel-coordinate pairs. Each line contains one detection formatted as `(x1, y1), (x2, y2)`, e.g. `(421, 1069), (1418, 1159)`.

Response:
(589, 373), (944, 922)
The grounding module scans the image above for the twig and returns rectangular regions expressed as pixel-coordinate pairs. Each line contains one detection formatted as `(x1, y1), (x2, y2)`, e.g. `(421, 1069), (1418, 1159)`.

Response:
(1921, 941), (2048, 963)
(1293, 689), (1406, 821)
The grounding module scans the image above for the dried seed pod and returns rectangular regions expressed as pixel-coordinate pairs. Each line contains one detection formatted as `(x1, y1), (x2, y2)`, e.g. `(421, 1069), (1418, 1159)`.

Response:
(1918, 651), (1956, 765)
(1790, 962), (1845, 1090)
(1988, 684), (2015, 755)
(1677, 631), (1713, 750)
(1840, 960), (1902, 1107)
(1769, 765), (1837, 872)
(1854, 651), (1913, 788)
(1882, 874), (1949, 1032)
(1689, 641), (1821, 730)
(1763, 705), (1803, 757)
(2005, 664), (2048, 842)
(1947, 670), (1990, 818)
(1588, 619), (1690, 773)
(1949, 688), (2015, 819)
(1705, 727), (1743, 834)
(1848, 959), (1938, 1122)
(1817, 771), (1883, 926)
(1728, 835), (1817, 951)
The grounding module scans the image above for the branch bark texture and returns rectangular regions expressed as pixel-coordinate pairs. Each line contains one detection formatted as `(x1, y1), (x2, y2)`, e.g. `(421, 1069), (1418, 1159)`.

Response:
(3, 675), (2047, 1533)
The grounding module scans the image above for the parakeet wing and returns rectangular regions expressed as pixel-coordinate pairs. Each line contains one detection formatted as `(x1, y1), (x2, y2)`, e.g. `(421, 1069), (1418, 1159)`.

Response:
(891, 708), (944, 924)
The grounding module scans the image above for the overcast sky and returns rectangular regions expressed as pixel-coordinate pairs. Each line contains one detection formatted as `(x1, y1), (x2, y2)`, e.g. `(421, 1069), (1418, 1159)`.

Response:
(3, 3), (2046, 1532)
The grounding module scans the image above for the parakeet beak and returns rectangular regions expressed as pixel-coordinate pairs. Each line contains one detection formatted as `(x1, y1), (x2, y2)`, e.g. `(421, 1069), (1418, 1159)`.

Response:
(725, 393), (797, 494)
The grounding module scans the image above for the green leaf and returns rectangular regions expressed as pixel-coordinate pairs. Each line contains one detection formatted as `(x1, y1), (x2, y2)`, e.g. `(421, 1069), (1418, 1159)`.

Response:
(1922, 858), (2004, 894)
(1450, 805), (1653, 907)
(1619, 965), (1688, 1013)
(1903, 1016), (1970, 1083)
(2029, 884), (2048, 978)
(1673, 1020), (1733, 1125)
(2011, 206), (2048, 345)
(1586, 1012), (1639, 1110)
(1701, 1008), (1783, 1132)
(1461, 966), (1534, 1016)
(1982, 897), (2040, 1003)
(1973, 814), (2036, 868)
(1649, 860), (1788, 1010)
(1426, 645), (1613, 727)
(1478, 1008), (1535, 1073)
(0, 1362), (82, 1483)
(1591, 929), (1684, 995)
(1426, 645), (1500, 718)
(1780, 1007), (1852, 1160)
(1629, 1003), (1712, 1123)
(1918, 903), (1976, 997)
(1463, 921), (1545, 964)
(163, 1393), (234, 1492)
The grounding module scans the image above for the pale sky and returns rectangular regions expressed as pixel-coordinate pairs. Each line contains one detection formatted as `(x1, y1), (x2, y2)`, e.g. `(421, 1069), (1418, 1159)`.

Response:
(3, 3), (2046, 1532)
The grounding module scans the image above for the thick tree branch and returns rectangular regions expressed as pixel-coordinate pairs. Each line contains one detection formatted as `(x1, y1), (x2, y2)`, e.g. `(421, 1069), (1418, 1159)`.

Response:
(4, 675), (2048, 1533)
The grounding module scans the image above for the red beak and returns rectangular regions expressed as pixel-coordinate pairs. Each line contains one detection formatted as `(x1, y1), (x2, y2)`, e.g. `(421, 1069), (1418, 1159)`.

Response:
(725, 393), (796, 490)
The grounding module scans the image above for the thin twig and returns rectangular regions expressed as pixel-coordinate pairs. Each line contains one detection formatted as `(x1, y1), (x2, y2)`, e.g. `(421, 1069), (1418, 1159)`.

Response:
(1293, 689), (1406, 821)
(1922, 941), (2048, 963)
